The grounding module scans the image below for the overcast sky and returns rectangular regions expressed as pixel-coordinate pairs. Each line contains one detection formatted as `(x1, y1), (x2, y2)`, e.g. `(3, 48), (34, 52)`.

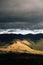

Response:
(0, 0), (43, 29)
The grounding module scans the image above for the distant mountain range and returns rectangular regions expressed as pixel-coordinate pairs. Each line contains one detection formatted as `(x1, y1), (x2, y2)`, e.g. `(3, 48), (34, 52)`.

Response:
(0, 34), (43, 43)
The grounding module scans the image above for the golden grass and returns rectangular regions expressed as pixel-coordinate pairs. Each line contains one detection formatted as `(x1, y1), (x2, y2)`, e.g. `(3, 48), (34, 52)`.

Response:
(0, 40), (43, 55)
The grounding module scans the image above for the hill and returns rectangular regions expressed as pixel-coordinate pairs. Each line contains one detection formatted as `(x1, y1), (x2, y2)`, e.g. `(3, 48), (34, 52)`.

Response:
(0, 39), (43, 55)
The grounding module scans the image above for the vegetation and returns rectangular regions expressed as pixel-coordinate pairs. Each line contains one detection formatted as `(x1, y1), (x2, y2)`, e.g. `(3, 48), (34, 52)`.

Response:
(29, 39), (43, 51)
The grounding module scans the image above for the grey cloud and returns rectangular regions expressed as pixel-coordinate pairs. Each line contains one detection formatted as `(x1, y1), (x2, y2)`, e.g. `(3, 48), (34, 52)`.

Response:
(0, 0), (43, 19)
(0, 0), (43, 29)
(0, 21), (43, 29)
(31, 21), (43, 29)
(0, 0), (43, 14)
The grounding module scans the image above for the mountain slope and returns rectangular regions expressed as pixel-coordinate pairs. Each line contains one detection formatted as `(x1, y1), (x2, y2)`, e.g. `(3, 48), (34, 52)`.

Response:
(0, 40), (43, 55)
(30, 39), (43, 51)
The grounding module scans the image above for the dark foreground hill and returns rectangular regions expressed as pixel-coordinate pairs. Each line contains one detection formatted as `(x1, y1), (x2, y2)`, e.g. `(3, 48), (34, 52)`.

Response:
(0, 53), (43, 65)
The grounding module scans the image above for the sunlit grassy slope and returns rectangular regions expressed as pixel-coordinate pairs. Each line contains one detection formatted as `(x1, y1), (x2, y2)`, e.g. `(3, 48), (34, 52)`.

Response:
(30, 39), (43, 51)
(0, 39), (43, 55)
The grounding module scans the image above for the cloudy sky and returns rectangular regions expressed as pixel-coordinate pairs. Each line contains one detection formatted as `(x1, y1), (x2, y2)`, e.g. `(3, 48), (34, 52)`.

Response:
(0, 0), (43, 29)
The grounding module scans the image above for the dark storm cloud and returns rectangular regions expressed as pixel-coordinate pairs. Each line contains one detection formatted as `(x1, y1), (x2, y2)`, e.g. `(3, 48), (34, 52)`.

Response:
(0, 0), (43, 29)
(0, 21), (43, 29)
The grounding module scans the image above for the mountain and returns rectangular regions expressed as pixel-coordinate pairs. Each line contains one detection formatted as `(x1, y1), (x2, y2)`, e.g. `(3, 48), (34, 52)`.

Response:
(0, 34), (43, 43)
(0, 39), (43, 55)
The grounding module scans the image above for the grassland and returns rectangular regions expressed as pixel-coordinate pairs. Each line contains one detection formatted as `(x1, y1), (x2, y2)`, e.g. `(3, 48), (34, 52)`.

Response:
(0, 39), (43, 55)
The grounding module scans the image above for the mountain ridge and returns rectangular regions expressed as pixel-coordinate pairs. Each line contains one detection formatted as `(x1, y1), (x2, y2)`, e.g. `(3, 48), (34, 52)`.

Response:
(0, 34), (43, 43)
